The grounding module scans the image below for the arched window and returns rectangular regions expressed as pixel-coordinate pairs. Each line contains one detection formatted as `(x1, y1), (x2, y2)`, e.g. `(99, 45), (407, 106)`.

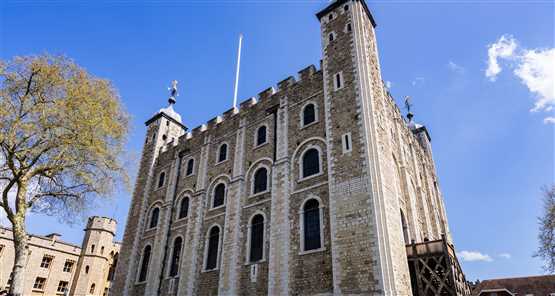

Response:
(249, 214), (264, 262)
(401, 210), (410, 244)
(149, 207), (159, 229)
(218, 143), (228, 163)
(213, 183), (226, 208)
(138, 245), (151, 282)
(302, 199), (322, 251)
(169, 237), (183, 277)
(302, 104), (316, 126)
(302, 148), (321, 178)
(256, 126), (267, 146)
(100, 246), (104, 255)
(253, 168), (268, 194)
(89, 283), (95, 294)
(205, 226), (220, 270)
(158, 172), (165, 188)
(85, 265), (89, 274)
(178, 197), (189, 219)
(186, 158), (194, 176)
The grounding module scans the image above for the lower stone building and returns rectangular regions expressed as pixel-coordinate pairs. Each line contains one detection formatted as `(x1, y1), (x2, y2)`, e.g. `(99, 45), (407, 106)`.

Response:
(0, 216), (120, 296)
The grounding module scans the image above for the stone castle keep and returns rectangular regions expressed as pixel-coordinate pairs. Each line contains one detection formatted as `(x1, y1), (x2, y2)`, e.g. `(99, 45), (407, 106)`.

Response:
(113, 0), (468, 295)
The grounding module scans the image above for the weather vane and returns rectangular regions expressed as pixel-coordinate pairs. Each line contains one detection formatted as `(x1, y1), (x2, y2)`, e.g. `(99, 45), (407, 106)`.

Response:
(404, 96), (412, 113)
(168, 80), (178, 105)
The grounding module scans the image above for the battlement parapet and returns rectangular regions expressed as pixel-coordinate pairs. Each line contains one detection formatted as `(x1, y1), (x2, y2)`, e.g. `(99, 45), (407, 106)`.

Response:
(156, 64), (321, 157)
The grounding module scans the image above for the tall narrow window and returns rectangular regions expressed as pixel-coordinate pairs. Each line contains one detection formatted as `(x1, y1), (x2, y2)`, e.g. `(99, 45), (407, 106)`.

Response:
(334, 72), (343, 90)
(186, 158), (194, 176)
(218, 144), (228, 163)
(249, 215), (264, 262)
(213, 183), (226, 208)
(149, 207), (159, 229)
(302, 148), (321, 178)
(169, 237), (183, 277)
(401, 210), (410, 244)
(138, 246), (151, 282)
(328, 32), (334, 42)
(158, 172), (166, 188)
(302, 104), (316, 126)
(253, 168), (268, 194)
(303, 199), (322, 251)
(178, 197), (189, 219)
(90, 283), (96, 294)
(342, 133), (352, 153)
(205, 226), (220, 270)
(256, 126), (267, 146)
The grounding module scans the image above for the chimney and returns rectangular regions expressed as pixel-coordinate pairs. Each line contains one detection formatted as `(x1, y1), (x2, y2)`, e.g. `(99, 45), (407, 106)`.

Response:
(45, 233), (62, 244)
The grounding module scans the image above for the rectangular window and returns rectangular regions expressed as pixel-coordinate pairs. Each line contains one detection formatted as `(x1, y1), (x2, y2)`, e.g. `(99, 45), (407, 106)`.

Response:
(342, 133), (352, 153)
(334, 72), (343, 90)
(63, 260), (74, 272)
(57, 281), (69, 293)
(33, 277), (46, 290)
(40, 255), (53, 268)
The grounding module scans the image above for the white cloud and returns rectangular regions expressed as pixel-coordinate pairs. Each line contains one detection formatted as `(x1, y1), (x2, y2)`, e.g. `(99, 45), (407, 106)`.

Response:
(486, 35), (517, 81)
(514, 48), (555, 112)
(544, 117), (555, 124)
(385, 81), (393, 89)
(448, 61), (465, 74)
(499, 253), (512, 259)
(486, 35), (555, 120)
(458, 250), (493, 262)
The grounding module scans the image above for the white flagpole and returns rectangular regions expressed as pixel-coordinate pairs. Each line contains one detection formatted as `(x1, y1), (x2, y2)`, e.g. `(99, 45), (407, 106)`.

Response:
(233, 33), (243, 110)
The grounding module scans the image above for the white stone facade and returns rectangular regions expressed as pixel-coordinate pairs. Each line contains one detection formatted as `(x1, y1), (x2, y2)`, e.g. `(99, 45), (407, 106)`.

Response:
(0, 216), (120, 296)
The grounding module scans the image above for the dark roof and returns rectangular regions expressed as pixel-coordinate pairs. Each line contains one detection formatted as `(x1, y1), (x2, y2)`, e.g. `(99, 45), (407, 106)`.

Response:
(145, 111), (187, 130)
(472, 275), (555, 296)
(316, 0), (377, 28)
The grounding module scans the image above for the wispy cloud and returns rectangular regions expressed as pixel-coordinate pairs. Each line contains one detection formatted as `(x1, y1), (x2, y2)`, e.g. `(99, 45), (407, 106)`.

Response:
(486, 35), (555, 120)
(544, 117), (555, 124)
(411, 77), (425, 87)
(385, 81), (393, 89)
(448, 61), (465, 74)
(486, 35), (517, 81)
(498, 253), (512, 259)
(458, 250), (493, 262)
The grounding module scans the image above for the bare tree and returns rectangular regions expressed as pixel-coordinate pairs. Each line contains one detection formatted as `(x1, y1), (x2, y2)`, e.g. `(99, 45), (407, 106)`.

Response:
(536, 185), (555, 273)
(0, 55), (129, 296)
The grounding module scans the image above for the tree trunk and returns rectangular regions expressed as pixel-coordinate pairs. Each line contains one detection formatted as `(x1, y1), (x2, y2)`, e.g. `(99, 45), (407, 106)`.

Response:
(9, 181), (29, 296)
(9, 215), (29, 296)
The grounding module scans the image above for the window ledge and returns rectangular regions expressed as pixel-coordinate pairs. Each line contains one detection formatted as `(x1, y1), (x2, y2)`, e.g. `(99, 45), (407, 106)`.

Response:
(253, 142), (269, 150)
(244, 259), (266, 265)
(201, 267), (219, 273)
(215, 159), (229, 166)
(249, 190), (270, 198)
(299, 247), (326, 256)
(298, 172), (324, 183)
(209, 204), (226, 211)
(184, 173), (196, 178)
(300, 121), (319, 130)
(175, 216), (189, 222)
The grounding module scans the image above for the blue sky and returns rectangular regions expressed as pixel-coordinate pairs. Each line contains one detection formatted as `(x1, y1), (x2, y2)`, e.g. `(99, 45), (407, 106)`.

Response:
(1, 0), (553, 281)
